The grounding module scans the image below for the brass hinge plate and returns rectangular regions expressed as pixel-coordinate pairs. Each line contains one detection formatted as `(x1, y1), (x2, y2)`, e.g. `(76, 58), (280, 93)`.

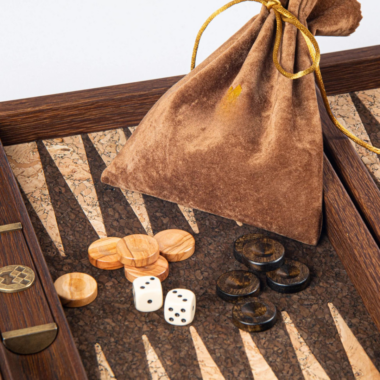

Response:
(2, 323), (58, 355)
(0, 222), (22, 234)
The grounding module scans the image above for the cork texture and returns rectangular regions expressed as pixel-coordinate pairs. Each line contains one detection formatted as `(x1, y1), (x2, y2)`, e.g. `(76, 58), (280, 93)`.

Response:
(12, 126), (380, 379)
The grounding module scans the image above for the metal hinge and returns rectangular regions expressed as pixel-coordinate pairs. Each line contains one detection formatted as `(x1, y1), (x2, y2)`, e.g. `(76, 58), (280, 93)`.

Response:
(0, 222), (22, 234)
(2, 323), (58, 354)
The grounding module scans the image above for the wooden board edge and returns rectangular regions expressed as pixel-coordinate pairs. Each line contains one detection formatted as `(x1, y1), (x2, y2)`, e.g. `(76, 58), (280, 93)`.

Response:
(0, 141), (88, 380)
(323, 153), (380, 331)
(0, 46), (380, 145)
(319, 90), (380, 247)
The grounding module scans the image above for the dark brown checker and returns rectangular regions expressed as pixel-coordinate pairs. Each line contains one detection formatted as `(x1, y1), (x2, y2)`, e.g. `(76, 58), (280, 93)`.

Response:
(232, 300), (277, 333)
(242, 238), (285, 272)
(266, 259), (310, 294)
(233, 233), (265, 264)
(216, 270), (260, 303)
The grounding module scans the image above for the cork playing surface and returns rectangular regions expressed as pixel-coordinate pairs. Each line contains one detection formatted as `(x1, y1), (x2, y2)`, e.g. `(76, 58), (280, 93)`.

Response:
(6, 118), (380, 379)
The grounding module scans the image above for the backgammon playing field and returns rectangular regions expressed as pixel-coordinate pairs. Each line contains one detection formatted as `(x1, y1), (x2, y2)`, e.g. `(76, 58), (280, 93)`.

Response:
(2, 88), (380, 379)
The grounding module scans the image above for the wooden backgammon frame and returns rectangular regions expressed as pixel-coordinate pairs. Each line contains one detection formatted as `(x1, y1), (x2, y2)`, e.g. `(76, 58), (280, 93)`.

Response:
(1, 45), (380, 379)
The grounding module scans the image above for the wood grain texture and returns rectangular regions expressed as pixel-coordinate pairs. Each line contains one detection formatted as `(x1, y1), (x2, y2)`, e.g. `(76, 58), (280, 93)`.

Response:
(323, 153), (380, 331)
(320, 90), (380, 248)
(116, 235), (159, 267)
(0, 141), (87, 380)
(88, 237), (123, 270)
(320, 45), (380, 96)
(0, 76), (183, 146)
(1, 47), (380, 146)
(124, 255), (169, 283)
(54, 273), (98, 308)
(154, 229), (195, 262)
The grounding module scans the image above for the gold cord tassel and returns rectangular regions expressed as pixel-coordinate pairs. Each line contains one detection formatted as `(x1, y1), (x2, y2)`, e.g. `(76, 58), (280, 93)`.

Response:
(191, 0), (380, 155)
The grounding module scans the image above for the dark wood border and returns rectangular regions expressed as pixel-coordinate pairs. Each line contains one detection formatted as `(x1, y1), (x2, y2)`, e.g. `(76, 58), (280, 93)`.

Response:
(323, 153), (380, 331)
(319, 91), (380, 248)
(0, 142), (87, 380)
(1, 45), (380, 146)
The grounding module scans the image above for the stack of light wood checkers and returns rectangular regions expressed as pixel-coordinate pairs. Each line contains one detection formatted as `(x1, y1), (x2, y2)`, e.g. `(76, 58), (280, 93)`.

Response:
(88, 229), (195, 282)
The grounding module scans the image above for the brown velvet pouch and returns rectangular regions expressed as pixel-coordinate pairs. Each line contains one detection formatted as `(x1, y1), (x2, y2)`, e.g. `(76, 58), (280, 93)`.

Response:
(101, 0), (361, 245)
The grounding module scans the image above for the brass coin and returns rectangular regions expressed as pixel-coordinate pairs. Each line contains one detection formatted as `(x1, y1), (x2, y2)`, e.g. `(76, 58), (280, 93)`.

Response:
(0, 265), (35, 293)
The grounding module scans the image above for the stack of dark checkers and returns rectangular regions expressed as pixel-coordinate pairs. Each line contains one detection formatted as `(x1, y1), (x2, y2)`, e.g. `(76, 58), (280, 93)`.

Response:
(233, 234), (311, 293)
(216, 234), (311, 333)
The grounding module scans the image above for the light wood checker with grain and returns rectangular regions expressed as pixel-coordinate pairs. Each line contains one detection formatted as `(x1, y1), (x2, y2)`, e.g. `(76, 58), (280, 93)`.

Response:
(117, 234), (159, 267)
(88, 237), (123, 270)
(54, 272), (98, 308)
(154, 229), (195, 262)
(124, 255), (169, 282)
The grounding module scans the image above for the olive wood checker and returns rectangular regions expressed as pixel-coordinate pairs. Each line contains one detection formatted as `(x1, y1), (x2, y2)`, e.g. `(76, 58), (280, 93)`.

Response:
(242, 238), (285, 272)
(88, 237), (123, 270)
(124, 255), (169, 282)
(116, 234), (159, 267)
(154, 229), (195, 262)
(266, 259), (310, 294)
(216, 270), (260, 303)
(54, 272), (98, 308)
(232, 300), (277, 333)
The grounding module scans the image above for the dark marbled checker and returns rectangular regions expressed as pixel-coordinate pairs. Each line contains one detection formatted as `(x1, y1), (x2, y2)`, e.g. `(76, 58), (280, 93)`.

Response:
(266, 259), (310, 294)
(232, 299), (277, 333)
(216, 270), (260, 303)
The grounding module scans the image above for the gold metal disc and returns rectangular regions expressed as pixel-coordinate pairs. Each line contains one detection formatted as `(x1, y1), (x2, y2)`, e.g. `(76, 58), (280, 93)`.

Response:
(0, 265), (35, 293)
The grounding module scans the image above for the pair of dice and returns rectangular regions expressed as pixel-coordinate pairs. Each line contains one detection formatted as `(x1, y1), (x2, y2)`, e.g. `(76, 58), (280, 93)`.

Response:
(132, 276), (196, 326)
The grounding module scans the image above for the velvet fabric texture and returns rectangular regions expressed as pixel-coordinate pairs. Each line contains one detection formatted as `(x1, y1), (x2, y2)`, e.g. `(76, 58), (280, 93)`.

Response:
(102, 0), (362, 245)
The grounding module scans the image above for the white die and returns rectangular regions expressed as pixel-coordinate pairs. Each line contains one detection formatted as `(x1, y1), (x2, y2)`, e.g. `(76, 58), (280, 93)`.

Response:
(164, 289), (196, 326)
(132, 276), (163, 312)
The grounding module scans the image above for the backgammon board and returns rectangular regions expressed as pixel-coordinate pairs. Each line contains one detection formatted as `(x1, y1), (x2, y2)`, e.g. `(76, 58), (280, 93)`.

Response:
(1, 46), (380, 379)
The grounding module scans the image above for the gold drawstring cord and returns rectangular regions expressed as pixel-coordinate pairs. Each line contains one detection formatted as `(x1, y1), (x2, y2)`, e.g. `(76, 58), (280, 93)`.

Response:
(191, 0), (380, 155)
